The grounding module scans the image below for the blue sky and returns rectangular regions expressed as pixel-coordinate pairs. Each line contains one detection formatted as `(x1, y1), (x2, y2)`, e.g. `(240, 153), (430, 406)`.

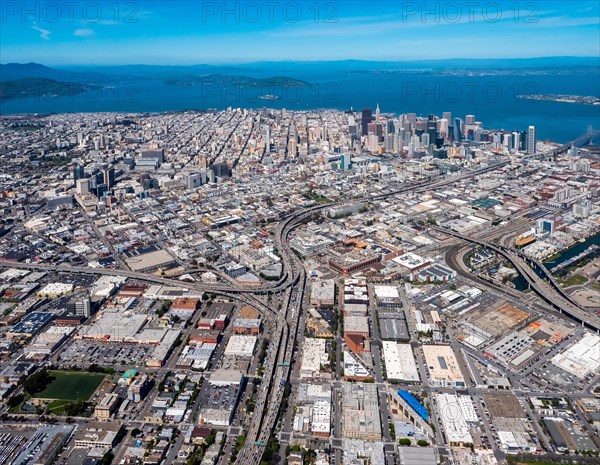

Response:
(1, 1), (599, 65)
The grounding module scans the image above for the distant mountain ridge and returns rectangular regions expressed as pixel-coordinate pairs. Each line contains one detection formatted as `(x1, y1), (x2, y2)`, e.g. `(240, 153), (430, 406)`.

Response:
(2, 57), (598, 81)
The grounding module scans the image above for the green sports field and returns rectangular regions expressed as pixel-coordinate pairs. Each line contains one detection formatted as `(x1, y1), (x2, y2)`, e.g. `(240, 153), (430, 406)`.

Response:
(35, 371), (106, 401)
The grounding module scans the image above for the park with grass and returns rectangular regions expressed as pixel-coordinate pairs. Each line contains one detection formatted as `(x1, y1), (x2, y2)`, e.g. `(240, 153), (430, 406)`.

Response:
(9, 369), (107, 416)
(34, 370), (106, 401)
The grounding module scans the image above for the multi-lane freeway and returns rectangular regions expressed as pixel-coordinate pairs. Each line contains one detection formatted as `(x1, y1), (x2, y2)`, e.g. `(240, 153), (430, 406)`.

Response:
(1, 138), (594, 464)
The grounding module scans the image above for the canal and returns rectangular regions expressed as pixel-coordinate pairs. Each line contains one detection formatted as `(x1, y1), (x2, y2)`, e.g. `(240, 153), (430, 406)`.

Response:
(512, 232), (600, 291)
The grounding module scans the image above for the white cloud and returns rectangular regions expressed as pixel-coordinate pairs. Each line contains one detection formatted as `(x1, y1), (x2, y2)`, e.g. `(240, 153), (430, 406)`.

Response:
(74, 28), (96, 37)
(31, 25), (51, 40)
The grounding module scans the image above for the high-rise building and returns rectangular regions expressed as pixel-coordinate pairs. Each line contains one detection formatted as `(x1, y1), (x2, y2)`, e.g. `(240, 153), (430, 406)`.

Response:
(264, 127), (270, 153)
(538, 218), (555, 234)
(361, 108), (373, 136)
(375, 103), (380, 122)
(512, 132), (521, 151)
(72, 164), (85, 185)
(465, 115), (475, 125)
(184, 172), (203, 189)
(341, 153), (352, 170)
(527, 126), (537, 154)
(96, 183), (108, 199)
(103, 167), (115, 189)
(76, 178), (90, 195)
(519, 130), (527, 151)
(453, 118), (463, 142)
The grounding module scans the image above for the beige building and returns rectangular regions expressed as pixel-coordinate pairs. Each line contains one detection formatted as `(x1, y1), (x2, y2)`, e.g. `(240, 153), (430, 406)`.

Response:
(421, 345), (466, 387)
(95, 393), (120, 420)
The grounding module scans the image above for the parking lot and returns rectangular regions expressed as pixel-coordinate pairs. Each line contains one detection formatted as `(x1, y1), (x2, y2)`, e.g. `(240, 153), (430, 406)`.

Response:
(60, 339), (154, 367)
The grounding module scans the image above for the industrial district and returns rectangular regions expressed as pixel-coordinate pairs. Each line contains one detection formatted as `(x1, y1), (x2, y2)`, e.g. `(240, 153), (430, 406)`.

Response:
(0, 108), (599, 465)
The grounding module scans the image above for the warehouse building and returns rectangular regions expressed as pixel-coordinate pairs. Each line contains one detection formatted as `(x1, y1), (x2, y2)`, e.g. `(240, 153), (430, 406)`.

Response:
(6, 311), (54, 340)
(224, 335), (257, 358)
(422, 345), (465, 387)
(378, 312), (410, 341)
(436, 393), (474, 446)
(382, 342), (419, 382)
(552, 333), (600, 378)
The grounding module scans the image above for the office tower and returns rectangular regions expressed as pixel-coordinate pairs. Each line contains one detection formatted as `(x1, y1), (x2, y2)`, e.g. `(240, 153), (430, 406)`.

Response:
(512, 132), (521, 151)
(67, 297), (91, 318)
(341, 153), (352, 170)
(520, 131), (528, 151)
(265, 127), (270, 153)
(376, 103), (381, 122)
(427, 121), (437, 147)
(538, 218), (555, 234)
(96, 183), (108, 199)
(387, 120), (395, 134)
(76, 178), (90, 195)
(465, 115), (475, 125)
(453, 118), (463, 142)
(443, 112), (452, 123)
(185, 172), (203, 189)
(361, 108), (373, 136)
(385, 135), (394, 152)
(103, 167), (115, 189)
(438, 118), (449, 133)
(72, 164), (85, 185)
(573, 200), (592, 218)
(527, 126), (537, 154)
(368, 134), (378, 153)
(208, 163), (232, 178)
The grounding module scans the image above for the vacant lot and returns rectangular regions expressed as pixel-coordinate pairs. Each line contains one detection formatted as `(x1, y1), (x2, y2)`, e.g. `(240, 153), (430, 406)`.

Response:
(36, 371), (105, 401)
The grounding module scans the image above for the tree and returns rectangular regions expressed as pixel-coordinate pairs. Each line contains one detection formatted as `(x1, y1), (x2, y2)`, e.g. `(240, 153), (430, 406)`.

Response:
(7, 393), (24, 408)
(23, 369), (54, 396)
(399, 438), (411, 446)
(417, 440), (429, 447)
(64, 400), (88, 417)
(101, 450), (114, 465)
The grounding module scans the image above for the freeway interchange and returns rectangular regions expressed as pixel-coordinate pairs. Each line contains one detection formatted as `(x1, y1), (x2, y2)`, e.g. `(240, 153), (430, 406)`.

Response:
(2, 144), (595, 465)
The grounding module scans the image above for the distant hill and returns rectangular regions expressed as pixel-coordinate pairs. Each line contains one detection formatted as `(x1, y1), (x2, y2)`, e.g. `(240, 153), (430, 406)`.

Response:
(0, 78), (102, 100)
(2, 57), (597, 84)
(0, 63), (106, 82)
(165, 74), (312, 88)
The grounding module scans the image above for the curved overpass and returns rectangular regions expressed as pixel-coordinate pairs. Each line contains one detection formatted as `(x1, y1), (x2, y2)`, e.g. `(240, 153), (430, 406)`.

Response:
(436, 227), (600, 332)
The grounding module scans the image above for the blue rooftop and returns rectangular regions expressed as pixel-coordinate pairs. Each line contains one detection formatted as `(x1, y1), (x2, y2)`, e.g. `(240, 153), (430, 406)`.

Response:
(397, 390), (429, 422)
